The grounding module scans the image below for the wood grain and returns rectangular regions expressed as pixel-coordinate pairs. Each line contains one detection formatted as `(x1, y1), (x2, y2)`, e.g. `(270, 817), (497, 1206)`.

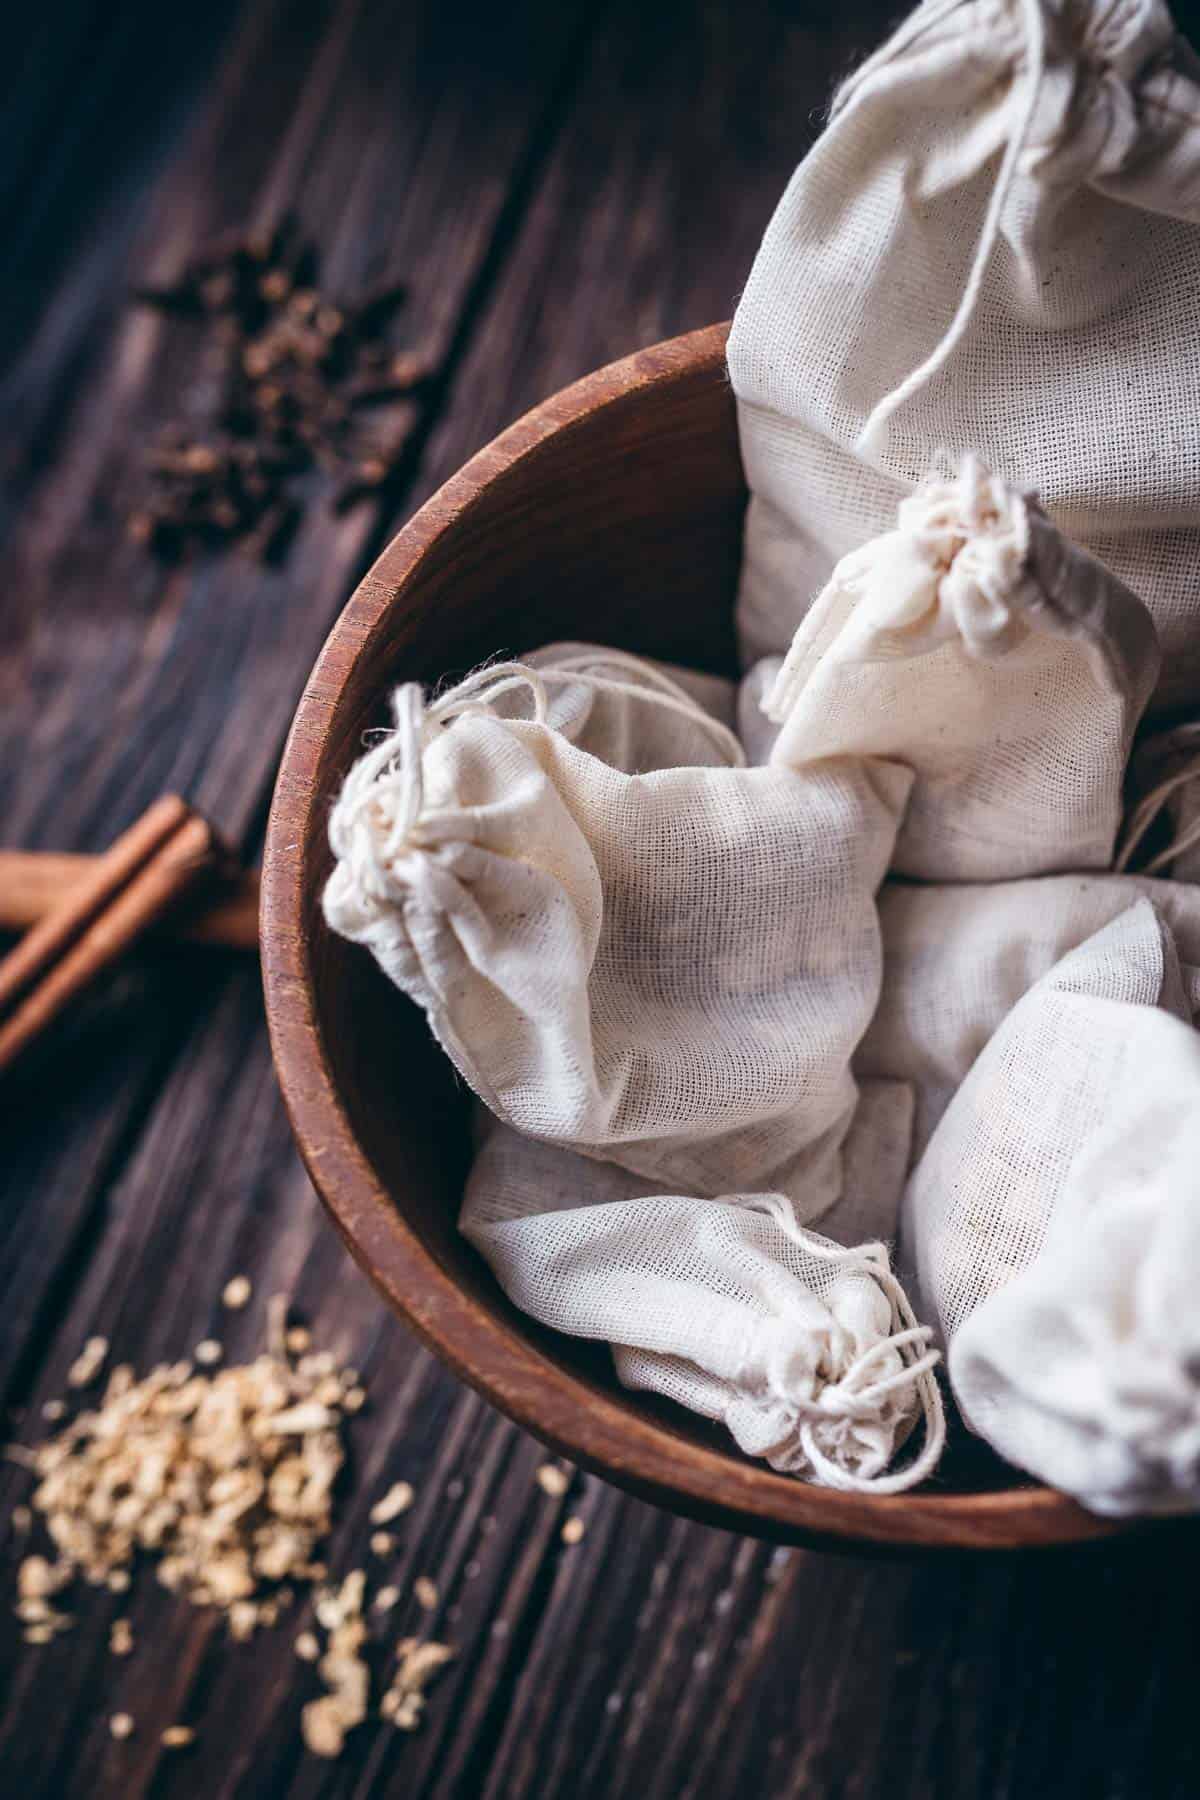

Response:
(3, 0), (1199, 1795)
(0, 0), (590, 1414)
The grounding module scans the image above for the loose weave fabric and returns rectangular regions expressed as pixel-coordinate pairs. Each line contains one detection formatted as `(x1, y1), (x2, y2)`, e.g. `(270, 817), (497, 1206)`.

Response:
(736, 657), (784, 766)
(463, 1097), (943, 1494)
(762, 460), (1158, 880)
(951, 1015), (1200, 1515)
(858, 871), (1200, 1158)
(519, 642), (739, 772)
(902, 901), (1190, 1396)
(728, 0), (1200, 715)
(323, 653), (911, 1218)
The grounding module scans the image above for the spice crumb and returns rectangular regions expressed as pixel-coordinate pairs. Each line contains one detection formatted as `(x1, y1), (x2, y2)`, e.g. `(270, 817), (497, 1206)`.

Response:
(194, 1340), (223, 1367)
(373, 1584), (400, 1613)
(6, 1316), (359, 1651)
(535, 1463), (571, 1497)
(369, 1531), (394, 1557)
(342, 1386), (366, 1414)
(285, 1327), (311, 1354)
(222, 1276), (252, 1310)
(267, 1293), (290, 1357)
(300, 1569), (371, 1758)
(295, 1631), (320, 1662)
(161, 1725), (195, 1749)
(382, 1638), (456, 1732)
(41, 1399), (66, 1422)
(19, 1555), (70, 1602)
(561, 1517), (586, 1545)
(369, 1481), (413, 1525)
(109, 1713), (135, 1741)
(413, 1577), (438, 1610)
(301, 1695), (348, 1759)
(67, 1338), (108, 1389)
(229, 1600), (259, 1641)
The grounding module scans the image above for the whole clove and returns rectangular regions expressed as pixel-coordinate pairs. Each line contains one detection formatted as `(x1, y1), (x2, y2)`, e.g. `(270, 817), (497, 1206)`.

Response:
(129, 217), (430, 562)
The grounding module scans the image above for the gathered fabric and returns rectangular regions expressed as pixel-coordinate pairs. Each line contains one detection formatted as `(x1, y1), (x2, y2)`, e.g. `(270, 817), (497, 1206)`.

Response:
(463, 1109), (943, 1494)
(858, 870), (1200, 1159)
(897, 898), (1200, 1513)
(902, 898), (1189, 1343)
(948, 1035), (1200, 1516)
(759, 459), (1158, 881)
(728, 0), (1200, 714)
(324, 647), (911, 1218)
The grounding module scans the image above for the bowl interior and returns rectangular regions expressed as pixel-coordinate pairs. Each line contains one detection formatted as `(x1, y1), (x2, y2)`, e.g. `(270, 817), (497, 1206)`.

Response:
(264, 325), (1132, 1551)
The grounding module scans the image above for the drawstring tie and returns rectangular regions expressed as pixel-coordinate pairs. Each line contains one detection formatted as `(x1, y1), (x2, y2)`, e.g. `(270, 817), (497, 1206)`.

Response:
(849, 0), (1049, 460)
(739, 1195), (945, 1495)
(328, 653), (747, 905)
(764, 455), (1032, 735)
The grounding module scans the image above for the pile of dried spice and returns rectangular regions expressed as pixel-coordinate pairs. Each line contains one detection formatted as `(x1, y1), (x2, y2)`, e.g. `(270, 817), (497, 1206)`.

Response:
(128, 214), (428, 561)
(5, 1296), (455, 1761)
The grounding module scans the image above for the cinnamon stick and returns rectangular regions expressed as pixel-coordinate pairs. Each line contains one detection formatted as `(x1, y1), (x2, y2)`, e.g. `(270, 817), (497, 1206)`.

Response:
(0, 851), (259, 950)
(0, 795), (190, 1017)
(0, 807), (219, 1074)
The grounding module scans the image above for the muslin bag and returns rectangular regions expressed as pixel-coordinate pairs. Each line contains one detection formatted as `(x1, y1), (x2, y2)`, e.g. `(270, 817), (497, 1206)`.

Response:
(902, 899), (1200, 1509)
(857, 870), (1200, 1156)
(761, 459), (1158, 880)
(323, 651), (911, 1217)
(462, 1088), (943, 1494)
(728, 0), (1200, 716)
(951, 1022), (1200, 1515)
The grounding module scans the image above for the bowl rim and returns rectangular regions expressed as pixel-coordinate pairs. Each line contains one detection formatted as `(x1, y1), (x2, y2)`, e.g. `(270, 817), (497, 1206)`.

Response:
(261, 322), (1135, 1552)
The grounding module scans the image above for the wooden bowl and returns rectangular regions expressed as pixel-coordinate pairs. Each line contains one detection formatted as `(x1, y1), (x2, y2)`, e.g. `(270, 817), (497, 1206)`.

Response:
(262, 323), (1136, 1553)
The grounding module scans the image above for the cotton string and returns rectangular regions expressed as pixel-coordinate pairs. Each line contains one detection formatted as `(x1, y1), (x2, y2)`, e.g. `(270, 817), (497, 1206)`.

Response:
(855, 0), (1048, 460)
(743, 1195), (946, 1495)
(1116, 736), (1200, 875)
(330, 654), (748, 882)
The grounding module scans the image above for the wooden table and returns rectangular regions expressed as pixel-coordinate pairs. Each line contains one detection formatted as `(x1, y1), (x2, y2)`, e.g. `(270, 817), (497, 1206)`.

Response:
(1, 2), (1197, 1793)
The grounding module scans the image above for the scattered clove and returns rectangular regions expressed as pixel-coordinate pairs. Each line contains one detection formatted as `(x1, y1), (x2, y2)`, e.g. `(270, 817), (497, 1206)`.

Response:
(129, 215), (430, 563)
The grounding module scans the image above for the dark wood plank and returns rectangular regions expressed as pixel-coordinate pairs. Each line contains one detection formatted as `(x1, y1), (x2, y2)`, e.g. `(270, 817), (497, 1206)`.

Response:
(404, 0), (899, 515)
(0, 0), (243, 387)
(0, 0), (591, 1404)
(4, 0), (1200, 1796)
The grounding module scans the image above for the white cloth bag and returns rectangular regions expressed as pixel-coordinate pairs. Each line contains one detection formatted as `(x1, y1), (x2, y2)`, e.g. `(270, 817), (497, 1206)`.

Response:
(323, 653), (911, 1217)
(951, 1021), (1200, 1515)
(901, 898), (1200, 1510)
(903, 898), (1190, 1345)
(761, 459), (1158, 880)
(728, 0), (1200, 715)
(858, 870), (1200, 1156)
(462, 1097), (943, 1494)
